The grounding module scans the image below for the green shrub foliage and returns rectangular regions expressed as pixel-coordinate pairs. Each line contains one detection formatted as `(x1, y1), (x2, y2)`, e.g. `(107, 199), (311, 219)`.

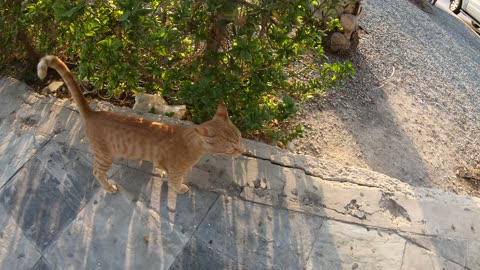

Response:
(1, 0), (355, 142)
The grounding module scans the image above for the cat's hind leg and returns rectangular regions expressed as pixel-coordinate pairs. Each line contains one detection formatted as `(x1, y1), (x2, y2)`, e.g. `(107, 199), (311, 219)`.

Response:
(93, 154), (117, 193)
(168, 171), (189, 194)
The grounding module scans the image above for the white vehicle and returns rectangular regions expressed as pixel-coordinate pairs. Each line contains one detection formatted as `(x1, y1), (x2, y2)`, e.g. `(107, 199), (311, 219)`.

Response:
(449, 0), (480, 26)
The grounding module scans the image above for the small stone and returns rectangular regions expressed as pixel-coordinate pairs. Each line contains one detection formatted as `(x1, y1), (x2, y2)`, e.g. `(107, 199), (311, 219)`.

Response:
(260, 178), (267, 189)
(352, 263), (359, 269)
(291, 188), (298, 196)
(253, 178), (261, 189)
(343, 4), (355, 14)
(144, 235), (150, 244)
(133, 93), (186, 119)
(330, 32), (351, 53)
(353, 210), (366, 220)
(287, 141), (295, 151)
(48, 81), (64, 92)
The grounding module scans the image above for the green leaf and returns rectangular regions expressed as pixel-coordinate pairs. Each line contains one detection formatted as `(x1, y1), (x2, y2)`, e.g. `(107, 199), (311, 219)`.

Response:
(136, 8), (153, 16)
(53, 0), (86, 19)
(8, 0), (356, 142)
(119, 12), (130, 22)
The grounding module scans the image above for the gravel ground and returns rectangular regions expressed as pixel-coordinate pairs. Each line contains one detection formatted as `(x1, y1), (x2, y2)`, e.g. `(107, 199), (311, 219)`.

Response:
(291, 0), (480, 196)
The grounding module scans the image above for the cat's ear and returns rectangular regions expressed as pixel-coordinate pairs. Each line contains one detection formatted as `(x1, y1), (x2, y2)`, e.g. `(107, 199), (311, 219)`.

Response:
(195, 126), (211, 137)
(215, 102), (229, 120)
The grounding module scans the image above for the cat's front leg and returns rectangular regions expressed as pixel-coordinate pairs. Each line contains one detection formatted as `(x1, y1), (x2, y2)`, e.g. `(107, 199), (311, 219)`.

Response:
(93, 155), (117, 193)
(153, 162), (167, 178)
(168, 171), (189, 194)
(175, 184), (190, 194)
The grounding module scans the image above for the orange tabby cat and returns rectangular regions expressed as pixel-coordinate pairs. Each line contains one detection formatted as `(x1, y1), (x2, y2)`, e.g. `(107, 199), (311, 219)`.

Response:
(37, 55), (245, 194)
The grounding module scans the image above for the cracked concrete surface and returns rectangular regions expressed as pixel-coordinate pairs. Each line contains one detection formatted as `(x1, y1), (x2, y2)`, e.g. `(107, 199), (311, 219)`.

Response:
(1, 76), (480, 269)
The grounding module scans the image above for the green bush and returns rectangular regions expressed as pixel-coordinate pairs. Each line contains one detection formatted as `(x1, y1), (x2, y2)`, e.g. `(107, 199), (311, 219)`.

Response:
(0, 0), (355, 142)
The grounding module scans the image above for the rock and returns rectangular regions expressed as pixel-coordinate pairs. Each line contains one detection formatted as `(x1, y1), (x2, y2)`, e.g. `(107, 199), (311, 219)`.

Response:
(253, 178), (261, 189)
(341, 14), (358, 40)
(335, 5), (345, 16)
(353, 210), (366, 220)
(330, 32), (351, 53)
(321, 1), (363, 54)
(260, 180), (267, 189)
(133, 93), (186, 119)
(156, 105), (187, 120)
(343, 3), (356, 14)
(341, 4), (364, 40)
(48, 81), (64, 92)
(287, 141), (295, 152)
(42, 81), (64, 95)
(134, 93), (167, 110)
(251, 178), (267, 190)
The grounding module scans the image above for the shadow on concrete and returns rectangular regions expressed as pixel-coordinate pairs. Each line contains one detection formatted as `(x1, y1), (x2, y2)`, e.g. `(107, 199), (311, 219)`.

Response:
(313, 0), (480, 267)
(1, 66), (473, 269)
(326, 55), (433, 187)
(174, 155), (340, 269)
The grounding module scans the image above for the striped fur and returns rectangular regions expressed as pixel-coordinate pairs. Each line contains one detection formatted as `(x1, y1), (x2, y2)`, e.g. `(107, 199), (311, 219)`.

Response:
(38, 55), (245, 194)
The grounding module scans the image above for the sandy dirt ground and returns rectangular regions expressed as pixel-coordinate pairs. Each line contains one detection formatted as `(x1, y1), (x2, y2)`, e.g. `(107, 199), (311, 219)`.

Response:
(291, 0), (480, 196)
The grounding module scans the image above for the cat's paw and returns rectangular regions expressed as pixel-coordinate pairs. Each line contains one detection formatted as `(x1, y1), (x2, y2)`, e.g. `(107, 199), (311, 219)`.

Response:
(106, 183), (118, 193)
(175, 184), (190, 194)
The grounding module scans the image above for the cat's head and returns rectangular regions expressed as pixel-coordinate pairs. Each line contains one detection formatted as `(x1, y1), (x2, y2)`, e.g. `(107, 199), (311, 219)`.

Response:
(195, 103), (245, 156)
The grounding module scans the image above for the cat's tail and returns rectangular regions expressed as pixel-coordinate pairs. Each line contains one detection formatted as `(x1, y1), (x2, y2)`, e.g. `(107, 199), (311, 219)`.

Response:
(37, 55), (92, 117)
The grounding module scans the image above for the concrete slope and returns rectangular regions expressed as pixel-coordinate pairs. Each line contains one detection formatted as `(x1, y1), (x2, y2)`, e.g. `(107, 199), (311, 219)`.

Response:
(0, 77), (479, 270)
